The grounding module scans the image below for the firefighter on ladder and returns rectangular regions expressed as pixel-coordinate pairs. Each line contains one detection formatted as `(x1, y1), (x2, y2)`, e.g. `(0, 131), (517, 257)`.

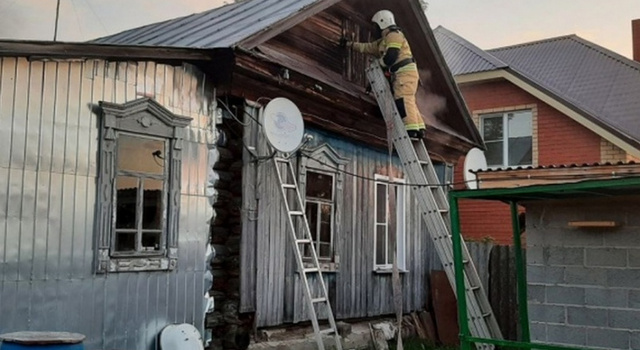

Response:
(341, 10), (427, 139)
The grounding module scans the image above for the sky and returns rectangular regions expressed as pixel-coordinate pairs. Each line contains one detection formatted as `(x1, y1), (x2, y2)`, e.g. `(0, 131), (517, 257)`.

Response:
(0, 0), (638, 58)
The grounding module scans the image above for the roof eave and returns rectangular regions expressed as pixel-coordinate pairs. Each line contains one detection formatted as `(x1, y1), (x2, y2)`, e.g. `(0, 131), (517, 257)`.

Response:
(0, 39), (221, 62)
(409, 1), (484, 149)
(237, 0), (342, 49)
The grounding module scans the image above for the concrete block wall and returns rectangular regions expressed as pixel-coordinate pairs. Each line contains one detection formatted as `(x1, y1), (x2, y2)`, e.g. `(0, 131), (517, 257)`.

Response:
(526, 196), (640, 349)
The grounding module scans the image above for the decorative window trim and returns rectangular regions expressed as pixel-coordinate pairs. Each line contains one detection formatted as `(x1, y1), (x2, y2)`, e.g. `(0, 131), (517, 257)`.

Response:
(373, 174), (407, 272)
(298, 143), (348, 270)
(96, 98), (191, 273)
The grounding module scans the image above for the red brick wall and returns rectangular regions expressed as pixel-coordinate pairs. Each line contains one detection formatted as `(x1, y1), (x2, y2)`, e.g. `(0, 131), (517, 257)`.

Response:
(455, 80), (601, 244)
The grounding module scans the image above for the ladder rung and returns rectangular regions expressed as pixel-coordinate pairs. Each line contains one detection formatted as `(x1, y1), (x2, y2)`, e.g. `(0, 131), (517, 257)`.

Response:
(290, 211), (304, 216)
(275, 157), (288, 163)
(439, 208), (449, 214)
(296, 239), (312, 244)
(312, 297), (327, 303)
(282, 184), (296, 189)
(304, 267), (319, 273)
(319, 328), (336, 335)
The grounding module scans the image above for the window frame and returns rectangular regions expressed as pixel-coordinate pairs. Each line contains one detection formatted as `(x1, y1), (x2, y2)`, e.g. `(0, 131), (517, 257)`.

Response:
(298, 143), (349, 269)
(112, 132), (168, 257)
(480, 110), (533, 168)
(373, 174), (407, 272)
(96, 98), (191, 273)
(303, 170), (336, 261)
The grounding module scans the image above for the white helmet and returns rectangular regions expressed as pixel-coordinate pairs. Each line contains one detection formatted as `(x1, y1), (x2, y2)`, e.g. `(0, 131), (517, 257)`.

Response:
(371, 10), (396, 30)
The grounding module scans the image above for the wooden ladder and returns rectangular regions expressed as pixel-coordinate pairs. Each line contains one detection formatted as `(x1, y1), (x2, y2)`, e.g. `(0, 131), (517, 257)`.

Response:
(365, 60), (503, 349)
(272, 155), (343, 350)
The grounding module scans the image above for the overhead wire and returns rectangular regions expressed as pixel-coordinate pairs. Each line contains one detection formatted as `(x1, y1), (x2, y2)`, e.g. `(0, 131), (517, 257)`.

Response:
(220, 100), (640, 189)
(69, 0), (85, 40)
(221, 100), (457, 187)
(217, 98), (276, 162)
(82, 0), (109, 36)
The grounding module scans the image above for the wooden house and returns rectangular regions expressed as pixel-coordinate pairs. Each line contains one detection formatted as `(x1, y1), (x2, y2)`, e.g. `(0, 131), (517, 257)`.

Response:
(0, 0), (483, 349)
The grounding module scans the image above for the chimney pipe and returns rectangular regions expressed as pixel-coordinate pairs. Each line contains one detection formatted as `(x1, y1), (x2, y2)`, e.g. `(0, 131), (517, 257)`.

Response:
(633, 19), (640, 62)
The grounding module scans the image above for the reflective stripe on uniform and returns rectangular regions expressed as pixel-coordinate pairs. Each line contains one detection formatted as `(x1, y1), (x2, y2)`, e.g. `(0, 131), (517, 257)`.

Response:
(386, 42), (403, 49)
(395, 63), (417, 73)
(405, 123), (424, 131)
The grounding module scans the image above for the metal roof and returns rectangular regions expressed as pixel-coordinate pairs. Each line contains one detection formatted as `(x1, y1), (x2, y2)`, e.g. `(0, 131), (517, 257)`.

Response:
(433, 26), (507, 75)
(91, 0), (322, 48)
(488, 36), (640, 145)
(472, 161), (638, 173)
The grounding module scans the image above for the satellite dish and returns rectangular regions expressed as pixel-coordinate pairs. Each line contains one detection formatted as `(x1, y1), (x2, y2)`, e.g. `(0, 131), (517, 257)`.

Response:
(262, 97), (305, 153)
(463, 148), (488, 190)
(159, 324), (204, 350)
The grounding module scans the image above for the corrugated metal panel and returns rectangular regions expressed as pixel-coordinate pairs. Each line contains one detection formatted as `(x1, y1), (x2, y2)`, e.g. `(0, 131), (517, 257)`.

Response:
(433, 26), (507, 76)
(92, 0), (322, 49)
(489, 35), (640, 145)
(0, 57), (214, 350)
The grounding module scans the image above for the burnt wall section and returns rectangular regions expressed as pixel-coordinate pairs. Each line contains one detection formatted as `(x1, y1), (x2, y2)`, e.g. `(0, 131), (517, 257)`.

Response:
(207, 115), (251, 349)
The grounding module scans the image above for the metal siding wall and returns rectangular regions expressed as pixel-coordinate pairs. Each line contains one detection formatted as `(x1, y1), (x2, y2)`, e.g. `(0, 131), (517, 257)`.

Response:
(249, 126), (439, 327)
(0, 57), (214, 350)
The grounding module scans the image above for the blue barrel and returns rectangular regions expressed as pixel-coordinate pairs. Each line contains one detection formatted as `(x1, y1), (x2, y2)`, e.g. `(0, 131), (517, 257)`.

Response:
(0, 332), (85, 350)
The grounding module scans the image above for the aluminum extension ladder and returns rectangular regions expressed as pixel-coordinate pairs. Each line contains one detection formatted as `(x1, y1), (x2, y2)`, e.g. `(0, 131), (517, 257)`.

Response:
(272, 156), (343, 350)
(365, 60), (503, 349)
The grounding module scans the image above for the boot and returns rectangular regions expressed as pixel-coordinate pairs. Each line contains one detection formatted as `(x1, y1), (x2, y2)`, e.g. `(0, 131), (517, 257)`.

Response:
(407, 130), (420, 139)
(418, 129), (427, 139)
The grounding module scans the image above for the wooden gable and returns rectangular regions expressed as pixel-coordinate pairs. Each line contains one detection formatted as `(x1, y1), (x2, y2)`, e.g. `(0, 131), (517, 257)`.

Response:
(229, 0), (481, 163)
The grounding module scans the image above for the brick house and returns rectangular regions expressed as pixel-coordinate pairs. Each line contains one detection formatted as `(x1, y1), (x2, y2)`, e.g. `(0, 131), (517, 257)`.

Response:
(434, 23), (640, 244)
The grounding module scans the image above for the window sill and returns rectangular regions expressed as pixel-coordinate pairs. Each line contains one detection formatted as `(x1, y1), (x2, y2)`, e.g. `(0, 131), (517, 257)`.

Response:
(373, 268), (409, 274)
(298, 261), (339, 273)
(97, 249), (177, 273)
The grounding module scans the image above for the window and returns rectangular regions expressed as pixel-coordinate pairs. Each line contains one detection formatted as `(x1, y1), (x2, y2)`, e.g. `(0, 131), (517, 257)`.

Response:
(374, 175), (406, 271)
(96, 98), (191, 273)
(298, 144), (348, 267)
(481, 110), (532, 168)
(304, 171), (335, 261)
(114, 135), (167, 255)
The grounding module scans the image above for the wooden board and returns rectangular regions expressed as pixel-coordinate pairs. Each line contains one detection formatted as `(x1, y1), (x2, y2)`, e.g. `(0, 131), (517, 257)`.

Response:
(0, 332), (85, 345)
(430, 270), (459, 346)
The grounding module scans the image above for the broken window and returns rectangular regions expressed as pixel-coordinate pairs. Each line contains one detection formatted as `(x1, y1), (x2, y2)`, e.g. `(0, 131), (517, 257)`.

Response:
(374, 175), (406, 271)
(114, 134), (167, 255)
(298, 144), (349, 268)
(96, 98), (191, 273)
(481, 110), (532, 168)
(304, 171), (335, 261)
